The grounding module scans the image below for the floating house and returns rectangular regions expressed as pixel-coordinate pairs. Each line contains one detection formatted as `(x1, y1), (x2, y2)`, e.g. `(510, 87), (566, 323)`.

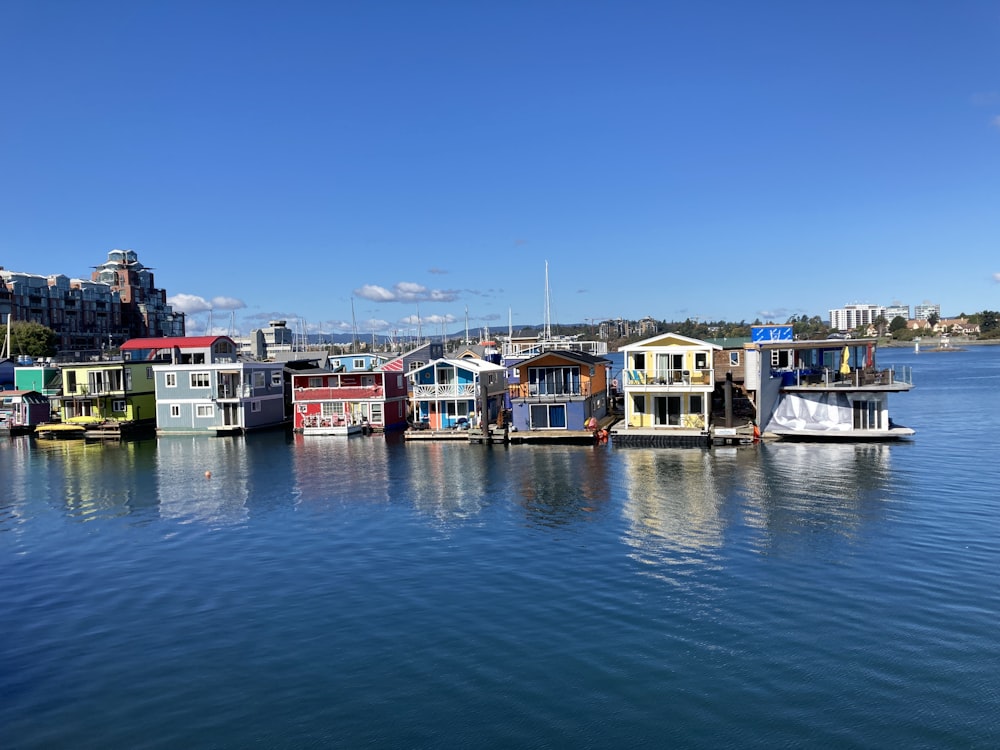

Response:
(137, 336), (288, 434)
(407, 358), (507, 430)
(291, 366), (409, 434)
(0, 390), (49, 433)
(612, 333), (720, 447)
(50, 358), (158, 437)
(507, 350), (611, 432)
(747, 338), (914, 440)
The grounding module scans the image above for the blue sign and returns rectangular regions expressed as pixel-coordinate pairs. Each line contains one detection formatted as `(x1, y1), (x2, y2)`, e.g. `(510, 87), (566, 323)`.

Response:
(751, 325), (794, 342)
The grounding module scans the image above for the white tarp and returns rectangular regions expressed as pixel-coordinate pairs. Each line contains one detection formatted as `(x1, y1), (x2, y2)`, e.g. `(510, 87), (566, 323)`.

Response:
(765, 391), (854, 433)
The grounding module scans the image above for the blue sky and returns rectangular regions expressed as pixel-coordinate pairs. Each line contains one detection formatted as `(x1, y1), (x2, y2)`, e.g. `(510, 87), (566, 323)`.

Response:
(3, 1), (999, 337)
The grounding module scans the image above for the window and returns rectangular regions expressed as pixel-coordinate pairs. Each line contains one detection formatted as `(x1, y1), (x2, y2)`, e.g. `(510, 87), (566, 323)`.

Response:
(146, 367), (154, 379)
(633, 395), (645, 414)
(695, 352), (707, 369)
(853, 399), (879, 430)
(729, 351), (740, 366)
(297, 403), (307, 413)
(112, 399), (126, 412)
(690, 395), (703, 414)
(354, 358), (365, 370)
(409, 361), (424, 371)
(528, 366), (580, 396)
(170, 404), (181, 418)
(370, 403), (383, 423)
(196, 404), (214, 418)
(322, 402), (344, 417)
(251, 401), (261, 413)
(253, 371), (265, 388)
(165, 372), (177, 387)
(397, 375), (404, 389)
(530, 403), (567, 429)
(271, 370), (282, 386)
(309, 377), (322, 387)
(331, 359), (341, 369)
(190, 372), (210, 388)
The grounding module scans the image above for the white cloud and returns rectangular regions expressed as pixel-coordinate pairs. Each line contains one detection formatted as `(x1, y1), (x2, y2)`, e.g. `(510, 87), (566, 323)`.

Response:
(168, 293), (246, 314)
(993, 272), (1000, 282)
(354, 281), (459, 304)
(355, 284), (396, 302)
(211, 296), (246, 310)
(168, 293), (213, 314)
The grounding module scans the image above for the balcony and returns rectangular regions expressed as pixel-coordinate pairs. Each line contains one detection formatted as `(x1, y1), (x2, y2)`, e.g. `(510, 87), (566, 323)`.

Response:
(624, 368), (713, 387)
(507, 382), (596, 400)
(411, 383), (476, 399)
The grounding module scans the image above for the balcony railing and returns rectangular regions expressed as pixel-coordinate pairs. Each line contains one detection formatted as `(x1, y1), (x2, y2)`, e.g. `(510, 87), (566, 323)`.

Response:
(507, 382), (595, 399)
(411, 383), (476, 399)
(623, 368), (713, 386)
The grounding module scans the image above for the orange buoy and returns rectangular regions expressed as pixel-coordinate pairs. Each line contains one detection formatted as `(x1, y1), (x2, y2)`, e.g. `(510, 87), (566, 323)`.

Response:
(204, 471), (212, 479)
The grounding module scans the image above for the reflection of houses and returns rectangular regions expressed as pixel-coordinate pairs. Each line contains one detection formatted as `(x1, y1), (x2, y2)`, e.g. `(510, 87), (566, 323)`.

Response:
(407, 358), (507, 429)
(747, 338), (914, 439)
(612, 333), (719, 446)
(291, 367), (409, 433)
(129, 336), (286, 434)
(507, 350), (610, 432)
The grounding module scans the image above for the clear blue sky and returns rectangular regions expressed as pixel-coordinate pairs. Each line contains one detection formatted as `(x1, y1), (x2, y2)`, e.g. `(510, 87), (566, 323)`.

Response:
(3, 1), (999, 337)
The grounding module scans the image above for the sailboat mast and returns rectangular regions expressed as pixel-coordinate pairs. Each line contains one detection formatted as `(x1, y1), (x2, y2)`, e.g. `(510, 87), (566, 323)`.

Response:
(543, 260), (552, 340)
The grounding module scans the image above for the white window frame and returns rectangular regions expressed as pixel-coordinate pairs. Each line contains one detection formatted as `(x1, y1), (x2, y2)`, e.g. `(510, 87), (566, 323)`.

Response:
(165, 372), (177, 387)
(196, 404), (214, 418)
(190, 372), (210, 388)
(169, 404), (181, 418)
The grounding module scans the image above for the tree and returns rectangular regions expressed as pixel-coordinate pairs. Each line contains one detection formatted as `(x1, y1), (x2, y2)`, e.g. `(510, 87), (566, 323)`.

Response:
(0, 321), (58, 359)
(927, 311), (940, 327)
(980, 310), (999, 333)
(889, 315), (907, 334)
(874, 315), (888, 337)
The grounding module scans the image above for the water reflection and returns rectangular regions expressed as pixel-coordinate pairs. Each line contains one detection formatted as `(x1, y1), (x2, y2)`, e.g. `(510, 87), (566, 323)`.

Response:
(292, 433), (393, 507)
(620, 449), (726, 570)
(401, 442), (497, 522)
(513, 446), (612, 527)
(156, 435), (251, 525)
(743, 442), (897, 554)
(620, 442), (899, 566)
(30, 437), (158, 522)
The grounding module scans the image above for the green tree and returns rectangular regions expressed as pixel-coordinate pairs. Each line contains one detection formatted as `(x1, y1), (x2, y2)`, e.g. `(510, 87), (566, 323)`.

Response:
(0, 321), (58, 358)
(980, 310), (999, 333)
(927, 311), (940, 327)
(889, 315), (907, 334)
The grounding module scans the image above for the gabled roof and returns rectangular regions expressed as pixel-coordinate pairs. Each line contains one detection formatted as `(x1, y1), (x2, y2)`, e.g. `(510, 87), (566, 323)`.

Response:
(620, 332), (722, 351)
(406, 357), (505, 378)
(516, 350), (611, 368)
(121, 336), (234, 350)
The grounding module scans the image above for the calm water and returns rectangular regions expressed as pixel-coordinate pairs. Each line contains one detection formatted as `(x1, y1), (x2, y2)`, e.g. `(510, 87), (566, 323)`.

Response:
(2, 346), (998, 749)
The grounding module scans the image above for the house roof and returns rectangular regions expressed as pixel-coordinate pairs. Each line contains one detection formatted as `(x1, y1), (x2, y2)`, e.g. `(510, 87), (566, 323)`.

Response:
(516, 350), (611, 368)
(406, 357), (505, 378)
(620, 332), (722, 351)
(121, 336), (234, 350)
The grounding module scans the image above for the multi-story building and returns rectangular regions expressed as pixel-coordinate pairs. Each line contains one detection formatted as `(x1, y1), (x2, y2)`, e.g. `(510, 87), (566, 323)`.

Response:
(829, 303), (886, 332)
(0, 248), (183, 356)
(914, 303), (941, 321)
(884, 303), (910, 321)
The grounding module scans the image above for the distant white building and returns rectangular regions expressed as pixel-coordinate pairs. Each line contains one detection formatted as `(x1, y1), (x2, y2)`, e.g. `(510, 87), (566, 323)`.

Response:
(914, 303), (941, 321)
(884, 304), (910, 321)
(829, 303), (886, 332)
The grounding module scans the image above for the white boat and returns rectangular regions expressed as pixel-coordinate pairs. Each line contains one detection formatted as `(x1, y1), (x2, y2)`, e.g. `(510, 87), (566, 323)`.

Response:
(299, 415), (366, 436)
